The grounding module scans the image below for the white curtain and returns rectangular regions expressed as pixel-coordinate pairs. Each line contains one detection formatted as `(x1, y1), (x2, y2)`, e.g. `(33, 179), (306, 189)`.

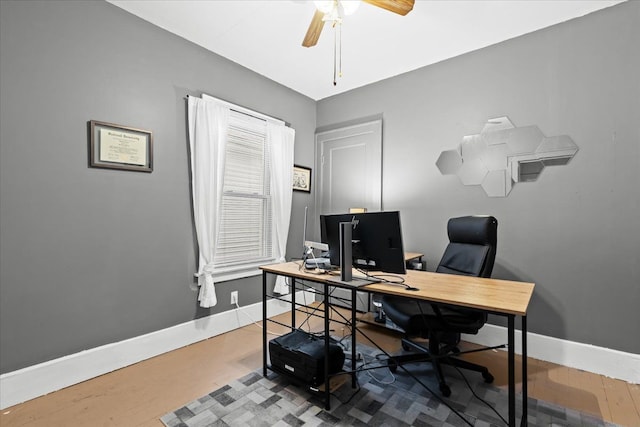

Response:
(187, 96), (230, 308)
(269, 124), (296, 294)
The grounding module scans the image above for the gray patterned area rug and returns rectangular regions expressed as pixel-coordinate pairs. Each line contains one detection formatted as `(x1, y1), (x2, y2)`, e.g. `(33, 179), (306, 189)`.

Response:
(161, 344), (618, 427)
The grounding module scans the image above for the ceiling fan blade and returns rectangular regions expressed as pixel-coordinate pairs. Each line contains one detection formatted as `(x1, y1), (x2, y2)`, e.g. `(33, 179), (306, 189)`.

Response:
(302, 9), (326, 47)
(362, 0), (415, 16)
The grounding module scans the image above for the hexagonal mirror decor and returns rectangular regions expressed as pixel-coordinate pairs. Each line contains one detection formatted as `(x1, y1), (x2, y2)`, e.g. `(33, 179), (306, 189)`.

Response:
(437, 117), (578, 197)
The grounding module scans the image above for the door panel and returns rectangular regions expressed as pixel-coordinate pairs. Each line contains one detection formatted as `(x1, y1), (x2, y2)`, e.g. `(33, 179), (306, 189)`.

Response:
(315, 120), (382, 216)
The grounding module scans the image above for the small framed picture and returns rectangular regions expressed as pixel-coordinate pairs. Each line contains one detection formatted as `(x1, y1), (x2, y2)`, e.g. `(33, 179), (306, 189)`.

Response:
(89, 120), (153, 172)
(293, 165), (311, 193)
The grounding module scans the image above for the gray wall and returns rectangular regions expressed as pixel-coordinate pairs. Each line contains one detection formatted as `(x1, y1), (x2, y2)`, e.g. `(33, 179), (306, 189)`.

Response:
(1, 0), (638, 376)
(0, 0), (316, 373)
(317, 2), (640, 353)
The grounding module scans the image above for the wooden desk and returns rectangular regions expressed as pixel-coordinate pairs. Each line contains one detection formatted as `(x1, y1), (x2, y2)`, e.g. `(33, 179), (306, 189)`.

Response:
(404, 251), (424, 262)
(261, 261), (534, 426)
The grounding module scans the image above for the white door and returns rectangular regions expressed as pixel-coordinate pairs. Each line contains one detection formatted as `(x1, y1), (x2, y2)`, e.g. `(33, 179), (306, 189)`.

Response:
(315, 120), (382, 218)
(313, 119), (382, 312)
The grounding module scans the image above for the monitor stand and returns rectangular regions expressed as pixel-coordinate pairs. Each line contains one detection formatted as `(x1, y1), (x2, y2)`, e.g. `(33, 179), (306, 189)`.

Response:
(327, 222), (379, 288)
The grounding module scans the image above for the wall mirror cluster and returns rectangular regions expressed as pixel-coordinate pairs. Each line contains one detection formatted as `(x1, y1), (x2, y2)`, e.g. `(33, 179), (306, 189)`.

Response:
(436, 116), (578, 197)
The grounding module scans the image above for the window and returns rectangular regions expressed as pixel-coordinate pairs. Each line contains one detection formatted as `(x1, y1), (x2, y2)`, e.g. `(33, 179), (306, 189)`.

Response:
(215, 112), (273, 271)
(188, 94), (294, 306)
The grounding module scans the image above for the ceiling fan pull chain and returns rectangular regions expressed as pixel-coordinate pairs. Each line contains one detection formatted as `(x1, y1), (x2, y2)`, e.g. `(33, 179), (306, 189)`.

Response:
(333, 22), (338, 86)
(332, 20), (343, 86)
(338, 22), (343, 79)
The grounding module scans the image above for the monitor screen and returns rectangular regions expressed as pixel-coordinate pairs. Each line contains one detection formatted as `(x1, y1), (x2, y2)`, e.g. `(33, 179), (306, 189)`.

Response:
(319, 211), (406, 275)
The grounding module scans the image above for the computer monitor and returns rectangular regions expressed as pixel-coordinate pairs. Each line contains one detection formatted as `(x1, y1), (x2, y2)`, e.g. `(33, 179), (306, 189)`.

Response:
(319, 211), (406, 275)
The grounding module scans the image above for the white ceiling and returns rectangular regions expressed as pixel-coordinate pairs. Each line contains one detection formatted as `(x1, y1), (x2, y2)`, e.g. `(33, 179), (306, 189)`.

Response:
(107, 0), (624, 101)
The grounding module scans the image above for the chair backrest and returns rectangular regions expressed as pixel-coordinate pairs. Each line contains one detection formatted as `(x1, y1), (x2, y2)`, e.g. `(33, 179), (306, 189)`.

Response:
(435, 216), (497, 278)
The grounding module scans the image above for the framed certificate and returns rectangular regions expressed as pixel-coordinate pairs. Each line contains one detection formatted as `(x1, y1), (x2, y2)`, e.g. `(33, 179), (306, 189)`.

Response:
(89, 120), (153, 172)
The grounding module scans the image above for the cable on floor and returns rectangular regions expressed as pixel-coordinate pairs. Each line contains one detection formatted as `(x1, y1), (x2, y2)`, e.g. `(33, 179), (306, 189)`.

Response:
(453, 364), (508, 426)
(363, 353), (396, 385)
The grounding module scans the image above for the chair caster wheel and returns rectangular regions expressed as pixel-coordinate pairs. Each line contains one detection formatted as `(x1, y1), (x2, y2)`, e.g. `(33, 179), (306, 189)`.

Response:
(483, 372), (494, 383)
(440, 383), (451, 397)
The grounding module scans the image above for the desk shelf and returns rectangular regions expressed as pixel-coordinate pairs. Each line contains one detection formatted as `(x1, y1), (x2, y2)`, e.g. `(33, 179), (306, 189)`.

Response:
(267, 364), (350, 394)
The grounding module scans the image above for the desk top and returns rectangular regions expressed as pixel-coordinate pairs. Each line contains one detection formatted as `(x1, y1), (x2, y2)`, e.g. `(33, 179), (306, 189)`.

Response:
(404, 252), (423, 261)
(261, 261), (534, 317)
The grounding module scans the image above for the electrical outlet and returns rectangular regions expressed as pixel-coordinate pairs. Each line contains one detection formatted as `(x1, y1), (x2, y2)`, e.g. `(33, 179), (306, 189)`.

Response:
(230, 291), (238, 305)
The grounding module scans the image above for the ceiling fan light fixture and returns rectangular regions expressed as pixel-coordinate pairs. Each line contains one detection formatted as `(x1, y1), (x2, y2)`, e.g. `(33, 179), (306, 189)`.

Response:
(305, 0), (411, 85)
(314, 0), (361, 17)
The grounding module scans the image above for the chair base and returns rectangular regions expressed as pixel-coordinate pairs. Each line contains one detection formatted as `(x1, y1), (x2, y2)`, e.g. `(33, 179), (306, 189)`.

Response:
(387, 338), (494, 397)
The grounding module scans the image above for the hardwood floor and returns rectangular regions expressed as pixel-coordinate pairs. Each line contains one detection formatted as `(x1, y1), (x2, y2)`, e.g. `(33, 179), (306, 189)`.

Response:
(2, 307), (639, 426)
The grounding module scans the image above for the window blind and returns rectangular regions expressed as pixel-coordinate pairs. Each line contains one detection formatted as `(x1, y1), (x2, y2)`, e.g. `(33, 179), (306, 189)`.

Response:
(214, 111), (273, 267)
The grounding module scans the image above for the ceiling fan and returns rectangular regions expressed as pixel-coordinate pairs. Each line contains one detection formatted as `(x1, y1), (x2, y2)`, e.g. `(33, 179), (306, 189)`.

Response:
(302, 0), (415, 48)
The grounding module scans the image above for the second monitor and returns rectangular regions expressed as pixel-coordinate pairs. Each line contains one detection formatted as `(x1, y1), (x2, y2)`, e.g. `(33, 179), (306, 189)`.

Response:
(319, 211), (406, 276)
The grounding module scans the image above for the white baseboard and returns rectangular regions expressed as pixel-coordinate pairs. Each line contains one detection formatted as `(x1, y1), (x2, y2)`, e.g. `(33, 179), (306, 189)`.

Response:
(462, 324), (640, 384)
(0, 290), (315, 410)
(3, 300), (638, 410)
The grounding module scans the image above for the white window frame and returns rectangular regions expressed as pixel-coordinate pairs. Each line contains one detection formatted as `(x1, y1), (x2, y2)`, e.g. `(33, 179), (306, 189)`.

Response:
(213, 110), (275, 283)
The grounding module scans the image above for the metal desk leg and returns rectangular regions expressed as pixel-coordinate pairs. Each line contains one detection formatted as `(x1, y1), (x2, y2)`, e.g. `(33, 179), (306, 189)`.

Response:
(324, 283), (331, 410)
(351, 288), (357, 388)
(291, 278), (296, 331)
(521, 315), (528, 427)
(262, 270), (268, 377)
(508, 315), (515, 427)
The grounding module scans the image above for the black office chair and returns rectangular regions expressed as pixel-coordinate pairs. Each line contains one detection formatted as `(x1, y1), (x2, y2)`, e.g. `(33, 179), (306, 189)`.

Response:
(382, 215), (498, 396)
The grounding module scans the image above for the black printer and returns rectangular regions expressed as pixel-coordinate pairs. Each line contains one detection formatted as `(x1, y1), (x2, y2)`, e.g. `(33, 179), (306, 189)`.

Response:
(268, 329), (345, 386)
